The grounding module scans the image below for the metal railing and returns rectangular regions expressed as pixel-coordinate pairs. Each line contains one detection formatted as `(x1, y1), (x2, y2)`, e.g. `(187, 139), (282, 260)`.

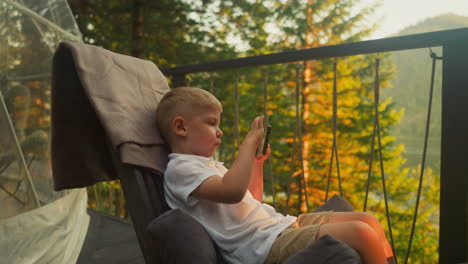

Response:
(161, 28), (468, 264)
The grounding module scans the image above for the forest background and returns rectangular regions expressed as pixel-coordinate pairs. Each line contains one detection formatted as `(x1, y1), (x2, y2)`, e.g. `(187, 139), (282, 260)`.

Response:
(65, 1), (468, 263)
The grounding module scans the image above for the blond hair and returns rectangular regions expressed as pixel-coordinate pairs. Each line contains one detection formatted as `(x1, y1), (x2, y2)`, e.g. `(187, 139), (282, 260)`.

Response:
(156, 87), (222, 147)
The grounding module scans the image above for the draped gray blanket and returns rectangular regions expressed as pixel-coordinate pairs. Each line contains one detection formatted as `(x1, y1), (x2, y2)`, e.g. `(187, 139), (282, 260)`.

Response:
(51, 41), (170, 191)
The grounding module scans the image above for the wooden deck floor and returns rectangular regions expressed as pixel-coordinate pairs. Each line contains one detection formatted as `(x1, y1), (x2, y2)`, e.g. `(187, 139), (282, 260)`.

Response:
(77, 209), (144, 264)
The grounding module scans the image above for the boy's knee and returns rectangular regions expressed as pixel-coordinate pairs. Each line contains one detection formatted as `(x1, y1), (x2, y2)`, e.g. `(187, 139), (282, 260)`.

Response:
(348, 220), (370, 231)
(348, 221), (378, 241)
(354, 212), (381, 229)
(352, 211), (374, 221)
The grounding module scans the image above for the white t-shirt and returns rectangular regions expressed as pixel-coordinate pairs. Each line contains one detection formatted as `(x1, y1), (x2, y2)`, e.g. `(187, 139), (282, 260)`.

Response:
(164, 153), (297, 264)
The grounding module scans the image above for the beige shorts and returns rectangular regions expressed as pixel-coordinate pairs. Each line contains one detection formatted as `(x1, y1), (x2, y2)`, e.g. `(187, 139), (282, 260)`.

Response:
(264, 211), (334, 264)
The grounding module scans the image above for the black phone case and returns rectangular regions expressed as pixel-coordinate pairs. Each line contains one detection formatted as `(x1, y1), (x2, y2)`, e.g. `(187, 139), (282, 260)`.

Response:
(256, 125), (271, 157)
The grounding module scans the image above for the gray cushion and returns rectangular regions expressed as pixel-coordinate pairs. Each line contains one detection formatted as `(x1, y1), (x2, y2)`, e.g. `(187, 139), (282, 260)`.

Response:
(146, 195), (356, 264)
(313, 194), (354, 212)
(146, 209), (218, 263)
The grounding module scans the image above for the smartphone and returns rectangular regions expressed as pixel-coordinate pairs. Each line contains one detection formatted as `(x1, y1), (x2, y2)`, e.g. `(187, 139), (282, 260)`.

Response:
(256, 125), (272, 157)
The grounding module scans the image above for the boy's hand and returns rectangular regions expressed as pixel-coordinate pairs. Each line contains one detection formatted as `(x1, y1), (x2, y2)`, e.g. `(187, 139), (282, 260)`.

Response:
(243, 116), (265, 147)
(255, 144), (270, 163)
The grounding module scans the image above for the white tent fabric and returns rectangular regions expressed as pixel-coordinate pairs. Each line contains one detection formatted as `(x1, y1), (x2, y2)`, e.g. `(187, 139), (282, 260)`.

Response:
(0, 189), (89, 264)
(0, 1), (89, 263)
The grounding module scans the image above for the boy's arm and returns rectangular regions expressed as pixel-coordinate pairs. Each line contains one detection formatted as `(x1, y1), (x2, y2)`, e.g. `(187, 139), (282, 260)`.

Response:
(191, 116), (265, 204)
(248, 146), (270, 202)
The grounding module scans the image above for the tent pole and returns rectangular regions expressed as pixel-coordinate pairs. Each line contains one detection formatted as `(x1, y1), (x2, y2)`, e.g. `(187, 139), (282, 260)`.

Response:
(0, 80), (41, 208)
(2, 0), (81, 42)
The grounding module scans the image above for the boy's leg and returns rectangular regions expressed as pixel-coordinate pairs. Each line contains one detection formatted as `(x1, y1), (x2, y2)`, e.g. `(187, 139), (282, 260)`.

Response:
(326, 212), (394, 258)
(264, 224), (322, 264)
(265, 212), (336, 264)
(318, 221), (387, 264)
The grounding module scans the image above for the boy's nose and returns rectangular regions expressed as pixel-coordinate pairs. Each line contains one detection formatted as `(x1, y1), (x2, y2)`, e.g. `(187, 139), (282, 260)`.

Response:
(217, 128), (223, 138)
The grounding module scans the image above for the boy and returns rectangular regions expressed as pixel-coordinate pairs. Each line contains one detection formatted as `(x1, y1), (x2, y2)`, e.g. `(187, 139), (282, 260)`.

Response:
(156, 87), (394, 264)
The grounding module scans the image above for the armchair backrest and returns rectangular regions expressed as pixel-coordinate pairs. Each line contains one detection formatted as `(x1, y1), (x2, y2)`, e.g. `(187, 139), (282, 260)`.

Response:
(51, 41), (171, 264)
(108, 146), (170, 263)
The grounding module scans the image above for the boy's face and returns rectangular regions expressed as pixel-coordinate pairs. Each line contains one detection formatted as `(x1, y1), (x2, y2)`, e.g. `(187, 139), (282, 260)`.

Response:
(184, 109), (223, 157)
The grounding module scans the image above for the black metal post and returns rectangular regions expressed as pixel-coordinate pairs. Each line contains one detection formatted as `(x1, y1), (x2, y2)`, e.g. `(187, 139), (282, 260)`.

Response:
(440, 36), (468, 264)
(161, 28), (468, 76)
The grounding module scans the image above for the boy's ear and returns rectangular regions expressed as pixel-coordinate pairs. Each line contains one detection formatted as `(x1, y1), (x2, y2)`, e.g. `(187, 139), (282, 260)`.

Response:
(173, 116), (187, 136)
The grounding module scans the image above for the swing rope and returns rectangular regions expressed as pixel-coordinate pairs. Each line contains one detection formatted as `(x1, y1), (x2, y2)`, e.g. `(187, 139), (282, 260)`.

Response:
(284, 66), (298, 213)
(364, 59), (379, 212)
(285, 64), (308, 213)
(234, 72), (240, 149)
(372, 58), (397, 262)
(297, 64), (310, 212)
(325, 60), (343, 201)
(403, 49), (442, 264)
(209, 72), (218, 160)
(209, 72), (214, 94)
(262, 70), (276, 205)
